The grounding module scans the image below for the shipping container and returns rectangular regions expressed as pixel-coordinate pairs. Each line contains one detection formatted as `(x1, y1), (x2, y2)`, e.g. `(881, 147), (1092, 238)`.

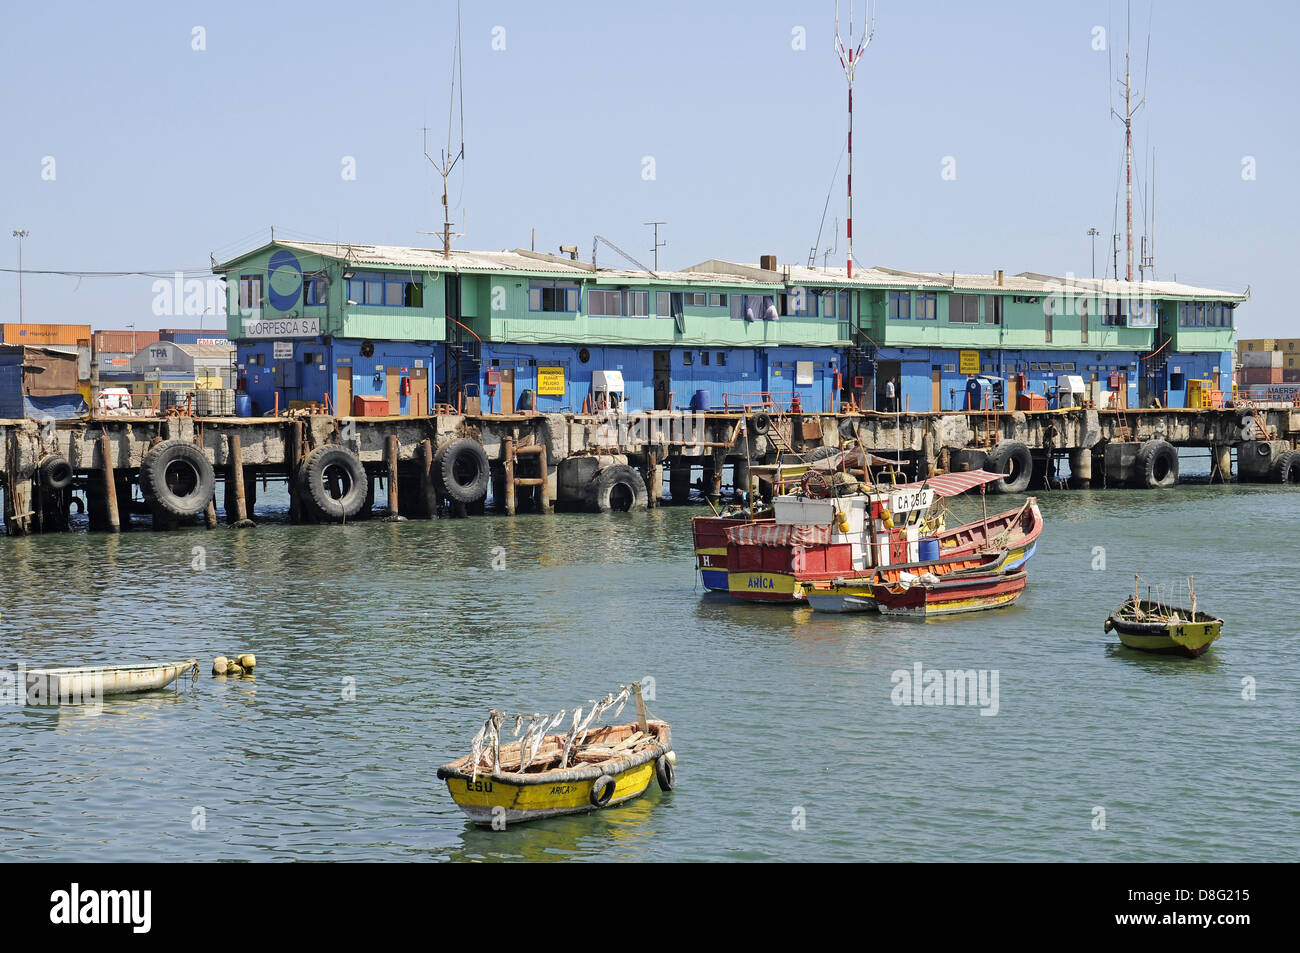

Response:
(1237, 338), (1277, 352)
(1241, 365), (1284, 385)
(1, 323), (93, 347)
(93, 329), (160, 353)
(1241, 349), (1283, 368)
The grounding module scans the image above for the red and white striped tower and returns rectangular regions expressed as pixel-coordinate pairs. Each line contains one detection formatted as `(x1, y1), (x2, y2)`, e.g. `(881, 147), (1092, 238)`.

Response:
(834, 2), (875, 279)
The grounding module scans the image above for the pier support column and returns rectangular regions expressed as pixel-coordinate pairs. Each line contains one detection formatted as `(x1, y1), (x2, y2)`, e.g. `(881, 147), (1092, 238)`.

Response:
(384, 435), (402, 520)
(649, 448), (663, 507)
(1069, 449), (1092, 489)
(707, 450), (725, 506)
(226, 433), (254, 526)
(920, 432), (936, 480)
(198, 431), (218, 529)
(98, 432), (120, 534)
(420, 438), (437, 518)
(669, 457), (691, 504)
(287, 421), (303, 524)
(503, 435), (516, 516)
(1211, 444), (1233, 484)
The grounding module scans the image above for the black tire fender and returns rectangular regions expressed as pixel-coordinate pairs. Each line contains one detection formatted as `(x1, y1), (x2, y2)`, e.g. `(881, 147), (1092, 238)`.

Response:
(590, 775), (616, 808)
(139, 440), (215, 518)
(299, 445), (367, 520)
(1272, 450), (1299, 484)
(38, 453), (73, 491)
(750, 412), (771, 435)
(1134, 439), (1179, 489)
(588, 464), (648, 512)
(985, 441), (1032, 494)
(655, 755), (676, 792)
(434, 438), (490, 505)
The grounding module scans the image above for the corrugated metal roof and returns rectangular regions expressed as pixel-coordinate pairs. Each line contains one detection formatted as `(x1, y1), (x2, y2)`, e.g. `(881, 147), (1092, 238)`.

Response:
(213, 241), (1247, 299)
(170, 342), (235, 359)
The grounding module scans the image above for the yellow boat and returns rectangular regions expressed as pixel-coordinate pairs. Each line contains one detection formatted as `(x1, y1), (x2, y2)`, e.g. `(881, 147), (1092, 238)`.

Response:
(438, 686), (675, 826)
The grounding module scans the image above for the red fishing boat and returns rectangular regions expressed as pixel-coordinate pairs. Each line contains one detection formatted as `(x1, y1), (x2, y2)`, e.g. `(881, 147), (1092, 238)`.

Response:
(871, 568), (1029, 618)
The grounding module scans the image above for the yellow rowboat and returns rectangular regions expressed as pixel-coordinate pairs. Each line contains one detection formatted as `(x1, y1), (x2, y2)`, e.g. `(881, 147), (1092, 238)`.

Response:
(438, 720), (675, 826)
(1105, 599), (1223, 657)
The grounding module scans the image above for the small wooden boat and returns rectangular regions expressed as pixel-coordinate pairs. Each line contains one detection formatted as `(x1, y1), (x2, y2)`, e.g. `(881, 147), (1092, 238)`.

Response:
(24, 660), (199, 705)
(437, 686), (675, 826)
(1105, 575), (1222, 657)
(872, 569), (1028, 618)
(804, 550), (1010, 613)
(1105, 599), (1222, 657)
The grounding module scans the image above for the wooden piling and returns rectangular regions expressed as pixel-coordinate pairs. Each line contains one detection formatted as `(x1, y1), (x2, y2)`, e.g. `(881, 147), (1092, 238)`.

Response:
(503, 435), (516, 516)
(420, 438), (437, 518)
(287, 421), (302, 523)
(198, 429), (217, 529)
(385, 434), (400, 518)
(228, 433), (252, 525)
(98, 432), (120, 534)
(536, 441), (550, 512)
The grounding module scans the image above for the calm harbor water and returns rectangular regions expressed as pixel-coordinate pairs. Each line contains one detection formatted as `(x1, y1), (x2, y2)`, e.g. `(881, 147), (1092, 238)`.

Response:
(2, 465), (1298, 862)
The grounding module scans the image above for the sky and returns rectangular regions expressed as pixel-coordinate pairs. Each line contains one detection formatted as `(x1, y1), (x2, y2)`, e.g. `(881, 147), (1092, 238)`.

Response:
(1, 0), (1296, 336)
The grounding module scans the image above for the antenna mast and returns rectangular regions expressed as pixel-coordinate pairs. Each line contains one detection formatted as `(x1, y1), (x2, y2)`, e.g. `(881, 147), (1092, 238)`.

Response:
(426, 0), (466, 257)
(1111, 0), (1145, 282)
(834, 1), (875, 279)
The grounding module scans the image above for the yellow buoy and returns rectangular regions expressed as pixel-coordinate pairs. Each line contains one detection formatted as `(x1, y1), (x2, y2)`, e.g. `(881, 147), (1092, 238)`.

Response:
(212, 656), (229, 676)
(237, 654), (256, 670)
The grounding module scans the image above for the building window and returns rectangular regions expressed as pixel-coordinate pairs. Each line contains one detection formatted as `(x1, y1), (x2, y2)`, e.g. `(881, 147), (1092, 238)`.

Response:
(238, 275), (263, 311)
(528, 281), (580, 312)
(1044, 297), (1054, 343)
(717, 351), (727, 366)
(588, 289), (623, 316)
(626, 291), (649, 317)
(305, 273), (328, 306)
(985, 295), (1002, 325)
(682, 350), (693, 366)
(1104, 299), (1126, 326)
(822, 291), (851, 320)
(708, 293), (728, 308)
(889, 291), (911, 320)
(949, 294), (979, 324)
(348, 272), (425, 309)
(683, 292), (707, 307)
(916, 293), (937, 320)
(701, 351), (710, 366)
(779, 288), (818, 316)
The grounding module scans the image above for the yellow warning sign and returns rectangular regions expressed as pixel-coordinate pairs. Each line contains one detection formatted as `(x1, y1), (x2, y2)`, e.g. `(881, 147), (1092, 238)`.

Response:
(537, 366), (566, 396)
(959, 350), (980, 375)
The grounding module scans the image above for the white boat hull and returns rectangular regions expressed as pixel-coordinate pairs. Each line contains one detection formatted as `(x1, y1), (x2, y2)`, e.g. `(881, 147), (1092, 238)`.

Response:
(24, 661), (198, 705)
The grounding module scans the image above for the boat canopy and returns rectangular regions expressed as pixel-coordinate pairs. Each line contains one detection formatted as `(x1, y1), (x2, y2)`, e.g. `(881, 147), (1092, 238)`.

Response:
(896, 469), (1007, 498)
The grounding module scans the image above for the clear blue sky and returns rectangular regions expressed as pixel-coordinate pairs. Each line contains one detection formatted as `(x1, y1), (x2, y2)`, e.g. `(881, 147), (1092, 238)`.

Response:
(1, 1), (1295, 335)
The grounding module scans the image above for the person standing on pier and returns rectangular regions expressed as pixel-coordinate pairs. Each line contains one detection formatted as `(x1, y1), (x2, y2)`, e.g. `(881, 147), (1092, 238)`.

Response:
(885, 378), (897, 413)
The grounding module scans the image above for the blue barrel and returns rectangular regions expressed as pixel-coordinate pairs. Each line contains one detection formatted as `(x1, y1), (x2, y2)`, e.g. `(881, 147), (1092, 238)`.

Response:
(235, 395), (252, 418)
(693, 389), (710, 411)
(918, 537), (940, 561)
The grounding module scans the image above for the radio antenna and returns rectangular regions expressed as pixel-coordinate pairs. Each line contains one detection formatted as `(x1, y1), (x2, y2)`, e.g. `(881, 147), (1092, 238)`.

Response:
(833, 1), (876, 279)
(425, 0), (466, 256)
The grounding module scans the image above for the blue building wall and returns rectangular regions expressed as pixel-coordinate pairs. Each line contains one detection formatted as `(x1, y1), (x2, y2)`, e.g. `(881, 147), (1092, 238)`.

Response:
(478, 344), (839, 413)
(237, 338), (436, 416)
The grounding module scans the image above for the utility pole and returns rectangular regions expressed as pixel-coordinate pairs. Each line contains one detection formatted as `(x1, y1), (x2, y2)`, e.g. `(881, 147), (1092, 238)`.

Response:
(12, 229), (29, 321)
(1087, 227), (1100, 280)
(644, 221), (666, 271)
(834, 1), (875, 279)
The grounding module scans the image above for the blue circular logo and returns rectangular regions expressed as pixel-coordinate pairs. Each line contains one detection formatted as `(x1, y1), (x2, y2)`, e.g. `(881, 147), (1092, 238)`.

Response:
(267, 250), (303, 311)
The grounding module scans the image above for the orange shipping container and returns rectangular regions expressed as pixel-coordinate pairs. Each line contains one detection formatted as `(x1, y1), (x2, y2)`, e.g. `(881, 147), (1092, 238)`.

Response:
(1, 323), (93, 348)
(94, 329), (160, 353)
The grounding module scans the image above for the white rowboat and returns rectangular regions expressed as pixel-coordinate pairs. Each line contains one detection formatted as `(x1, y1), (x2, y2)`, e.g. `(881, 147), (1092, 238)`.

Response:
(24, 660), (199, 705)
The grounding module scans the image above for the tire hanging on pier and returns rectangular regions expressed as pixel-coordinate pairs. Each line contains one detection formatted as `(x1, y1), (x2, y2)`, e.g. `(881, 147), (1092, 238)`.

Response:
(984, 440), (1032, 494)
(433, 438), (490, 505)
(589, 464), (648, 512)
(298, 445), (367, 521)
(1133, 439), (1179, 489)
(140, 439), (216, 518)
(750, 412), (771, 436)
(1272, 450), (1299, 485)
(38, 453), (73, 491)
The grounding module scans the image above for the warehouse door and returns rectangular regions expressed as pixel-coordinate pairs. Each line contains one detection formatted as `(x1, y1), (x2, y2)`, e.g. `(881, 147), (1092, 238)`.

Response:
(500, 367), (515, 413)
(337, 366), (352, 416)
(931, 370), (941, 412)
(410, 366), (428, 416)
(876, 360), (901, 411)
(386, 368), (401, 415)
(653, 351), (671, 410)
